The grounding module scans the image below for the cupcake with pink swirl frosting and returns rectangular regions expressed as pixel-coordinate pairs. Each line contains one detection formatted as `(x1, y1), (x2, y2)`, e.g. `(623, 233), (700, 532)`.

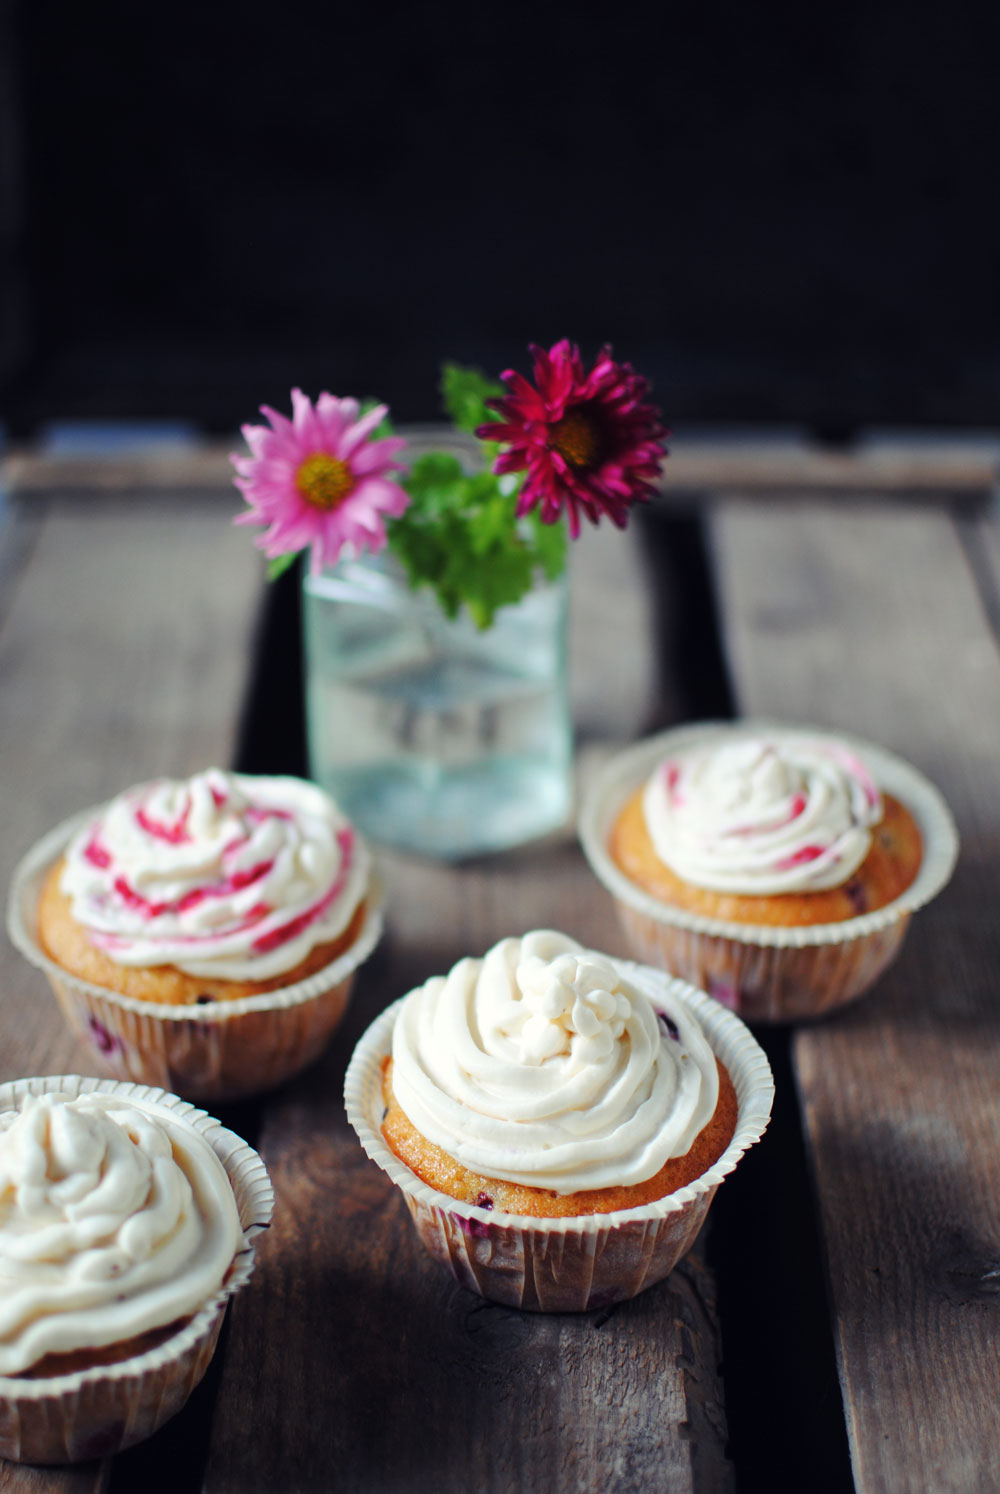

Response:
(617, 732), (921, 926)
(8, 771), (383, 1100)
(579, 722), (958, 1022)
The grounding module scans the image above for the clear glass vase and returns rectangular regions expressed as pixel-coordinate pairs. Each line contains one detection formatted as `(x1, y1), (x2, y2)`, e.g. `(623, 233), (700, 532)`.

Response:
(302, 554), (572, 859)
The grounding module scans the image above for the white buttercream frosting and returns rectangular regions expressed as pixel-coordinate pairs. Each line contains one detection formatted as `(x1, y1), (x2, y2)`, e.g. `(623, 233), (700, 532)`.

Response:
(0, 1092), (243, 1376)
(390, 931), (720, 1193)
(60, 769), (369, 980)
(642, 730), (882, 895)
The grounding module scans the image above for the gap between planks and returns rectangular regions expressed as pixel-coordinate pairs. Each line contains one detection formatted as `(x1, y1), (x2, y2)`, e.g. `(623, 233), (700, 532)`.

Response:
(201, 520), (731, 1494)
(0, 502), (730, 1494)
(709, 496), (1000, 1494)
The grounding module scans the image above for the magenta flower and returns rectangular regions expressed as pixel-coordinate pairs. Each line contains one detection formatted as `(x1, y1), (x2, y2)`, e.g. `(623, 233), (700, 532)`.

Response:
(477, 341), (668, 538)
(232, 389), (410, 575)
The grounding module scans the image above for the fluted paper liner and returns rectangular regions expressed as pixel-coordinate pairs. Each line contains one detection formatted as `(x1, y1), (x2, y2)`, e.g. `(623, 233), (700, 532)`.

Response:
(344, 968), (773, 1312)
(7, 809), (384, 1102)
(0, 1074), (273, 1464)
(578, 722), (959, 1023)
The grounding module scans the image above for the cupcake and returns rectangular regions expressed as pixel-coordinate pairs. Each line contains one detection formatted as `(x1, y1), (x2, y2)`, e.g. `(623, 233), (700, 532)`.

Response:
(579, 722), (959, 1022)
(0, 1074), (272, 1464)
(345, 930), (772, 1312)
(8, 769), (383, 1101)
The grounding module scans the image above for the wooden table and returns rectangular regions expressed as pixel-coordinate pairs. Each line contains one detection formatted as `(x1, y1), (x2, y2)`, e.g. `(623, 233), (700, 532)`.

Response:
(1, 437), (998, 1493)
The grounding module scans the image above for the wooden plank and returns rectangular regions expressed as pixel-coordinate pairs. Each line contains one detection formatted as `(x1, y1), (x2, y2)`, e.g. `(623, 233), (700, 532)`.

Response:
(0, 496), (727, 1490)
(958, 511), (1000, 648)
(709, 497), (1000, 1493)
(204, 523), (730, 1494)
(0, 1467), (105, 1494)
(667, 440), (998, 498)
(0, 490), (261, 1493)
(0, 495), (45, 637)
(204, 864), (731, 1494)
(5, 433), (997, 501)
(0, 489), (262, 1082)
(570, 521), (660, 745)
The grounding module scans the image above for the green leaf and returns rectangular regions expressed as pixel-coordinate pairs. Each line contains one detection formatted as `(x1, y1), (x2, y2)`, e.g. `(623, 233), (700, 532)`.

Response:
(440, 362), (505, 435)
(389, 460), (567, 628)
(381, 361), (569, 627)
(407, 451), (466, 490)
(267, 551), (300, 582)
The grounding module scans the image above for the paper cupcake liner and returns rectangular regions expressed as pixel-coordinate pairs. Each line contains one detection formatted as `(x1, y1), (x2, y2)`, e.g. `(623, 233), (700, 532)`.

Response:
(578, 722), (959, 1022)
(7, 810), (385, 1102)
(344, 967), (773, 1313)
(0, 1075), (273, 1464)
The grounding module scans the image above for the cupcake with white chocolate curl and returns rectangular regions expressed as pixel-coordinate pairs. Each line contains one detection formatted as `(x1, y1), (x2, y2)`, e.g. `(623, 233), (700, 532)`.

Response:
(8, 770), (383, 1101)
(580, 722), (959, 1023)
(346, 931), (772, 1312)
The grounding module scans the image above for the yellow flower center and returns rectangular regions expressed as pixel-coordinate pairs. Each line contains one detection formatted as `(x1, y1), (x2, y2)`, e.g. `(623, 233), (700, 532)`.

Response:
(296, 454), (354, 510)
(549, 407), (601, 469)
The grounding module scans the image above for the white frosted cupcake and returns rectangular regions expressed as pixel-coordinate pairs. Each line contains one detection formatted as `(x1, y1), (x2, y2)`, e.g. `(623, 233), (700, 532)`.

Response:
(580, 722), (959, 1022)
(345, 930), (772, 1312)
(8, 769), (383, 1101)
(0, 1075), (272, 1464)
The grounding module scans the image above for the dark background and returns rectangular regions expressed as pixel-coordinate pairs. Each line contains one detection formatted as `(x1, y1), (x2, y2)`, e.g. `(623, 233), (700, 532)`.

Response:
(2, 0), (998, 438)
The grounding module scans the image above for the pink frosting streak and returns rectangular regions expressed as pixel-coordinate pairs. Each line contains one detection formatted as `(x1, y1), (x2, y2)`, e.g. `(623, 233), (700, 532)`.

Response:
(775, 844), (825, 871)
(252, 828), (354, 954)
(135, 803), (192, 845)
(62, 771), (368, 979)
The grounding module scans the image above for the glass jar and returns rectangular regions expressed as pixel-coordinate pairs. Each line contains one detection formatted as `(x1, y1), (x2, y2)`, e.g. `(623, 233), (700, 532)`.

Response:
(302, 554), (572, 859)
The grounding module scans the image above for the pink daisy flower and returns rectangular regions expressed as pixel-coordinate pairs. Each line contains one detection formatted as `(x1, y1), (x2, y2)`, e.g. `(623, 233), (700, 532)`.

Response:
(231, 388), (410, 575)
(477, 341), (668, 538)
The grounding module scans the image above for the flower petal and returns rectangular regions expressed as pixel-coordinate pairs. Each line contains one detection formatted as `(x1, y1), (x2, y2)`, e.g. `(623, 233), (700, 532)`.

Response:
(231, 387), (407, 570)
(335, 404), (388, 459)
(480, 341), (667, 535)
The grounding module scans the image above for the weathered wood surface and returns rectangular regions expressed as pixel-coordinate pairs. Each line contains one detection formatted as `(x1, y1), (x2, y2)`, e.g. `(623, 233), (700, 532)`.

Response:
(0, 492), (728, 1493)
(710, 498), (1000, 1494)
(203, 872), (728, 1494)
(0, 489), (260, 1494)
(6, 431), (997, 500)
(202, 518), (728, 1494)
(0, 490), (261, 1080)
(9, 451), (999, 1492)
(0, 1465), (105, 1494)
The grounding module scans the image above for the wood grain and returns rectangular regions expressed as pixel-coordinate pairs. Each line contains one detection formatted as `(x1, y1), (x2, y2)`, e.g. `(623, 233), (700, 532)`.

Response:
(0, 489), (260, 1493)
(204, 885), (731, 1494)
(0, 489), (261, 1081)
(204, 520), (730, 1494)
(0, 1467), (105, 1494)
(0, 491), (730, 1493)
(709, 497), (1000, 1493)
(6, 434), (997, 501)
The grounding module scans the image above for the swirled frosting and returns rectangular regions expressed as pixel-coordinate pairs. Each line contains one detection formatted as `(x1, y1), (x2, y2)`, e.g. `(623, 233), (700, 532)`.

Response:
(642, 730), (882, 895)
(390, 931), (720, 1193)
(60, 769), (369, 980)
(0, 1092), (243, 1376)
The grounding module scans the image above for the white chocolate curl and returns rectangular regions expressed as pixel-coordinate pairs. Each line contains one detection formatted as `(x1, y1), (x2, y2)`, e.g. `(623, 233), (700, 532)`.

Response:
(643, 731), (883, 895)
(390, 931), (719, 1194)
(60, 769), (369, 980)
(0, 1093), (243, 1376)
